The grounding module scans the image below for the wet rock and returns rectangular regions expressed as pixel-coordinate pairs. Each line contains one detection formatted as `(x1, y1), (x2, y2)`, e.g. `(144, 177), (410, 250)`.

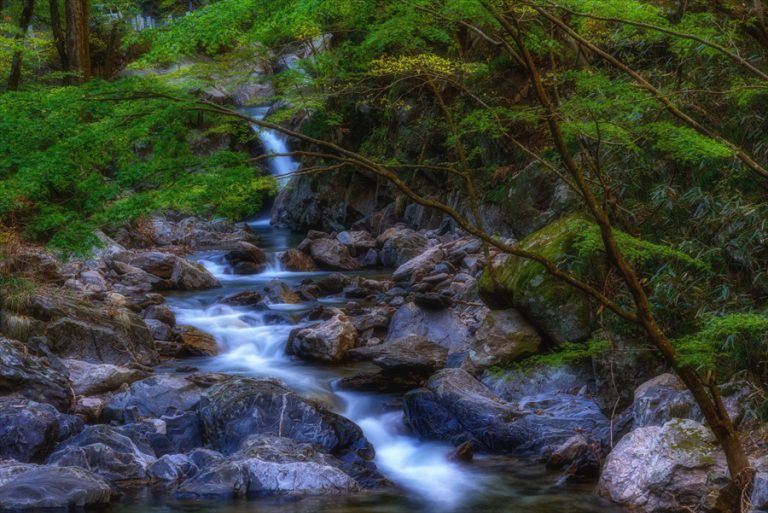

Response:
(48, 424), (158, 481)
(0, 337), (73, 410)
(149, 453), (198, 482)
(74, 396), (108, 422)
(287, 314), (357, 363)
(752, 471), (768, 512)
(348, 335), (447, 374)
(379, 229), (428, 268)
(359, 248), (380, 267)
(309, 238), (361, 271)
(598, 419), (729, 512)
(63, 359), (147, 396)
(218, 290), (265, 306)
(46, 314), (157, 366)
(0, 462), (111, 509)
(280, 249), (318, 272)
(176, 435), (364, 498)
(448, 441), (474, 463)
(225, 242), (267, 275)
(468, 309), (541, 368)
(392, 245), (444, 282)
(0, 398), (83, 463)
(265, 279), (301, 304)
(386, 302), (471, 351)
(175, 325), (219, 356)
(315, 273), (351, 295)
(102, 374), (204, 422)
(404, 368), (608, 455)
(197, 377), (375, 465)
(171, 258), (221, 290)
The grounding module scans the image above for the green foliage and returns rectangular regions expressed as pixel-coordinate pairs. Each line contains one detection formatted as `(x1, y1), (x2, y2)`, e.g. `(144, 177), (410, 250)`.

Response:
(517, 338), (611, 368)
(675, 314), (768, 385)
(0, 77), (273, 255)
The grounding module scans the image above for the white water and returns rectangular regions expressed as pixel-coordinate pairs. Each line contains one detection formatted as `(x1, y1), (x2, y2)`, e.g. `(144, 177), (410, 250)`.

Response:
(246, 106), (300, 186)
(167, 238), (481, 508)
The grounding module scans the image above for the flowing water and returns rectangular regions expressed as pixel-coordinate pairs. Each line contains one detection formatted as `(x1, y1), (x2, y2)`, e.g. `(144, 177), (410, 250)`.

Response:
(244, 107), (300, 187)
(102, 222), (625, 513)
(105, 109), (624, 512)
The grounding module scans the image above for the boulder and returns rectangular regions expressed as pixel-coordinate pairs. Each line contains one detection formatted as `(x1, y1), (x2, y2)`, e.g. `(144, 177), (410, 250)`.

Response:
(46, 314), (157, 366)
(264, 279), (300, 304)
(392, 245), (444, 282)
(197, 377), (375, 465)
(63, 359), (147, 396)
(142, 303), (176, 326)
(379, 229), (428, 268)
(598, 419), (729, 512)
(224, 242), (267, 275)
(176, 435), (363, 498)
(280, 249), (318, 272)
(218, 291), (265, 306)
(145, 318), (174, 341)
(404, 368), (608, 455)
(0, 398), (82, 463)
(0, 462), (111, 509)
(287, 314), (357, 363)
(47, 424), (157, 481)
(102, 374), (204, 422)
(386, 302), (471, 351)
(128, 252), (178, 279)
(347, 335), (447, 374)
(117, 215), (257, 250)
(148, 453), (198, 482)
(336, 231), (376, 252)
(0, 337), (73, 411)
(468, 309), (541, 368)
(309, 238), (361, 271)
(170, 259), (221, 290)
(752, 471), (768, 512)
(175, 325), (219, 356)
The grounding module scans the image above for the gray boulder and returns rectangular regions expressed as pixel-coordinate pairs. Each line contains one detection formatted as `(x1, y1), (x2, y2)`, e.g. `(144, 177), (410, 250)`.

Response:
(63, 359), (147, 396)
(0, 337), (73, 411)
(47, 424), (157, 482)
(392, 245), (444, 282)
(468, 309), (541, 368)
(386, 302), (471, 351)
(102, 374), (204, 422)
(598, 419), (729, 512)
(0, 398), (82, 463)
(0, 462), (111, 509)
(171, 258), (221, 290)
(197, 377), (375, 465)
(379, 228), (428, 268)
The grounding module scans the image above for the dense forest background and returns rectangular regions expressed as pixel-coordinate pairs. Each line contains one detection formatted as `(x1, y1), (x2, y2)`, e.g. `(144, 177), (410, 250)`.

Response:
(2, 0), (768, 506)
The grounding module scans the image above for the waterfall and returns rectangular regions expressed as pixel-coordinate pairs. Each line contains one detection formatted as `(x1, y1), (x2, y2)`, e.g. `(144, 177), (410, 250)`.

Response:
(246, 106), (300, 187)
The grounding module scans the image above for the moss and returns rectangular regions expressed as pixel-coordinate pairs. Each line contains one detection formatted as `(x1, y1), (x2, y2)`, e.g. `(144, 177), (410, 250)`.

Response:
(479, 213), (709, 345)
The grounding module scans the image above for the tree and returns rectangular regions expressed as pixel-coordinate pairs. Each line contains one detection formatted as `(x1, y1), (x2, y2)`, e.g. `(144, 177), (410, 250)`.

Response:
(66, 0), (90, 82)
(7, 0), (35, 90)
(50, 0), (69, 77)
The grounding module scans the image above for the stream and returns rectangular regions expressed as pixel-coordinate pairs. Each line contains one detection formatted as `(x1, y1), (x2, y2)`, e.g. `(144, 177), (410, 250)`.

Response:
(102, 116), (623, 513)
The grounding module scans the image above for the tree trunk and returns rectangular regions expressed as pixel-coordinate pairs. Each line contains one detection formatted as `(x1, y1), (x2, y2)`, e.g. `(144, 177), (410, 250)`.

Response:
(65, 0), (90, 83)
(7, 0), (35, 90)
(50, 0), (69, 78)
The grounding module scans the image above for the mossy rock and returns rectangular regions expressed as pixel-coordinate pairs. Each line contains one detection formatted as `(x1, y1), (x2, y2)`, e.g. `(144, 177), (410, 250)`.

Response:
(479, 213), (708, 345)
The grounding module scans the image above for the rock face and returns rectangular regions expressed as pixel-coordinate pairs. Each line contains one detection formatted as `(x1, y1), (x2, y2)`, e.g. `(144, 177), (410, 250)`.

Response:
(287, 314), (357, 363)
(468, 309), (541, 368)
(404, 368), (608, 455)
(175, 325), (219, 356)
(598, 419), (729, 512)
(115, 215), (258, 250)
(0, 337), (73, 411)
(0, 398), (82, 463)
(47, 425), (157, 481)
(309, 238), (361, 271)
(46, 314), (157, 366)
(64, 359), (147, 396)
(0, 462), (111, 509)
(386, 302), (470, 351)
(197, 377), (375, 465)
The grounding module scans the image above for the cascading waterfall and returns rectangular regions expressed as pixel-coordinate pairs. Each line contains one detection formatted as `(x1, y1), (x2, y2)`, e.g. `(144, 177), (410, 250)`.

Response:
(246, 106), (300, 187)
